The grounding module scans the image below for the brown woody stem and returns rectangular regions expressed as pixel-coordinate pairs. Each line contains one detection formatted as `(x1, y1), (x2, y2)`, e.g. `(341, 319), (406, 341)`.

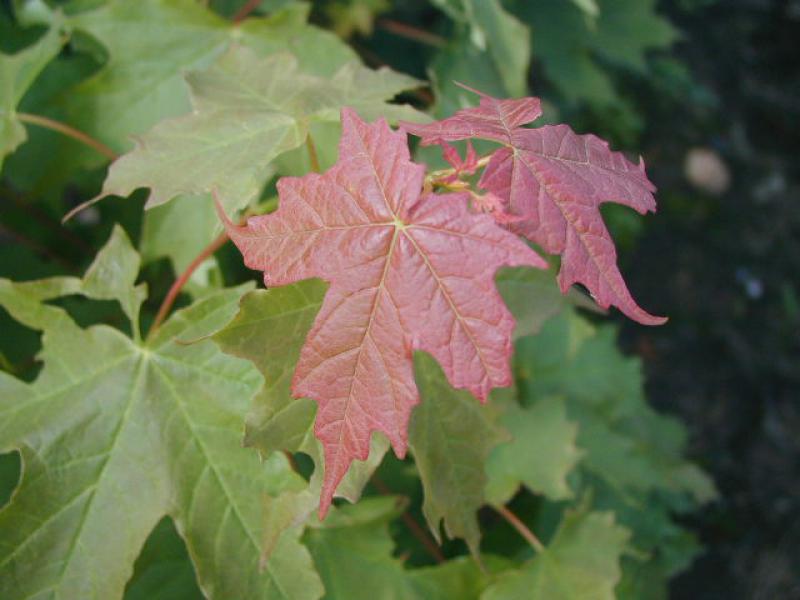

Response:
(17, 112), (118, 161)
(493, 504), (545, 552)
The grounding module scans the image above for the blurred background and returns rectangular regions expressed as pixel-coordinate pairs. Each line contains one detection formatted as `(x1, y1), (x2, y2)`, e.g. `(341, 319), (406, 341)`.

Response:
(1, 0), (798, 597)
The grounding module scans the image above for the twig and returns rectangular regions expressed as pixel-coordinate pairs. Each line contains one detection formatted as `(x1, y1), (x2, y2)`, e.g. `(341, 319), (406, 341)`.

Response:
(493, 504), (545, 552)
(232, 0), (262, 23)
(147, 231), (229, 339)
(305, 135), (321, 174)
(377, 18), (447, 48)
(371, 475), (445, 564)
(17, 113), (118, 161)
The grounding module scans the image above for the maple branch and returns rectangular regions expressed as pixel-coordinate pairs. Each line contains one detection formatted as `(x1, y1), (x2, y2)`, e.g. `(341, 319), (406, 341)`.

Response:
(305, 135), (321, 173)
(377, 19), (446, 48)
(16, 113), (118, 161)
(148, 230), (229, 338)
(493, 505), (545, 553)
(371, 475), (445, 564)
(231, 0), (261, 23)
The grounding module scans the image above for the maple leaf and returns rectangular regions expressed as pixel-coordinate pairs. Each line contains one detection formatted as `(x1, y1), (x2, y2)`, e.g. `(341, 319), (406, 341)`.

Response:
(219, 108), (545, 517)
(401, 87), (667, 325)
(0, 228), (321, 599)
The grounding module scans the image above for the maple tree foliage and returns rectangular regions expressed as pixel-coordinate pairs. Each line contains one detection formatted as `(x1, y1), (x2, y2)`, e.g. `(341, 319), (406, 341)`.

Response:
(218, 108), (545, 516)
(401, 86), (666, 325)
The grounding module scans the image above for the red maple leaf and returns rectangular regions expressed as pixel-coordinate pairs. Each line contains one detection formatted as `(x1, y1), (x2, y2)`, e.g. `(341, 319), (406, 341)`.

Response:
(401, 86), (666, 325)
(219, 109), (545, 517)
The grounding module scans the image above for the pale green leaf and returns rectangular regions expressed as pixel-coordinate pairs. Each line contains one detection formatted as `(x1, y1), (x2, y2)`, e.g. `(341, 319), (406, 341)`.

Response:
(408, 352), (507, 557)
(481, 507), (630, 600)
(82, 224), (147, 338)
(0, 230), (323, 600)
(100, 44), (425, 212)
(485, 396), (582, 505)
(0, 13), (66, 170)
(64, 0), (356, 160)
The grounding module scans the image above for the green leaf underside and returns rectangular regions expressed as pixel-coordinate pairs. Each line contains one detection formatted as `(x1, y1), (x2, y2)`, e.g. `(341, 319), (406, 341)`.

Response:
(0, 227), (322, 600)
(61, 0), (356, 165)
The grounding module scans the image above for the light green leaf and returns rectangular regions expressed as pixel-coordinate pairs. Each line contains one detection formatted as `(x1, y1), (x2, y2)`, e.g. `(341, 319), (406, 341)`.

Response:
(485, 396), (582, 505)
(408, 352), (507, 557)
(63, 0), (356, 161)
(481, 507), (630, 600)
(0, 13), (66, 170)
(100, 44), (425, 212)
(0, 230), (322, 600)
(82, 224), (147, 338)
(305, 496), (493, 599)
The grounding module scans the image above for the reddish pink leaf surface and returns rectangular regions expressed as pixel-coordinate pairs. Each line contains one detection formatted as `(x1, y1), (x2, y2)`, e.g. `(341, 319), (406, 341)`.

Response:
(219, 109), (544, 517)
(401, 89), (666, 325)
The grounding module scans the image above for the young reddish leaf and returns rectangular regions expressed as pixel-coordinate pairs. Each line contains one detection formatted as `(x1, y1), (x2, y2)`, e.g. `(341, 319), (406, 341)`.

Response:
(219, 109), (544, 517)
(401, 87), (666, 325)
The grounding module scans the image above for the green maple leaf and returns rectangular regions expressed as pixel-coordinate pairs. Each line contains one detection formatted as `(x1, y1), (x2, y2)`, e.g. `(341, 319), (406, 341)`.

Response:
(516, 310), (715, 504)
(305, 496), (494, 599)
(485, 395), (583, 506)
(99, 43), (425, 213)
(408, 353), (508, 558)
(0, 13), (66, 171)
(64, 0), (357, 160)
(0, 227), (322, 600)
(482, 506), (630, 600)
